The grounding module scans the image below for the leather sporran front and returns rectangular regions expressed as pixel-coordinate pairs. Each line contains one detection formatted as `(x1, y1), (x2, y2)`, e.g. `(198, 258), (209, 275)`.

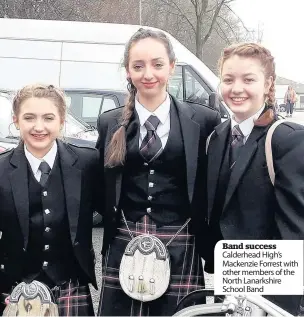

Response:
(3, 280), (59, 316)
(119, 234), (170, 302)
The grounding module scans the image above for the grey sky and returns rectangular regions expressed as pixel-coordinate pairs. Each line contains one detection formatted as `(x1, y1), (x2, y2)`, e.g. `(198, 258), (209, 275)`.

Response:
(232, 0), (303, 83)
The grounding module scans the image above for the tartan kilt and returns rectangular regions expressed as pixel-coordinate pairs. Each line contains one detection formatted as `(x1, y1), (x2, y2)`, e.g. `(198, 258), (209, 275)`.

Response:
(54, 280), (94, 316)
(98, 215), (205, 316)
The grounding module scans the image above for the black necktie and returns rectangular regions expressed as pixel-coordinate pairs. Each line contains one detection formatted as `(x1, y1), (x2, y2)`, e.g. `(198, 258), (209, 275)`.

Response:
(39, 161), (51, 187)
(140, 115), (163, 163)
(230, 125), (245, 166)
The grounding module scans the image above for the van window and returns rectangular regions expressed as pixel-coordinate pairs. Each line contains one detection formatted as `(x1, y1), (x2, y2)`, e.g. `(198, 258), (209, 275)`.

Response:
(169, 65), (210, 106)
(82, 96), (103, 117)
(184, 68), (209, 106)
(168, 65), (183, 99)
(101, 97), (117, 113)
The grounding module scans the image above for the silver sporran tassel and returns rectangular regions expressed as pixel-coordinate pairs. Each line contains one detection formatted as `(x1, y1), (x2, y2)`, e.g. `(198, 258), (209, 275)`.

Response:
(138, 275), (145, 293)
(128, 275), (134, 292)
(149, 278), (155, 295)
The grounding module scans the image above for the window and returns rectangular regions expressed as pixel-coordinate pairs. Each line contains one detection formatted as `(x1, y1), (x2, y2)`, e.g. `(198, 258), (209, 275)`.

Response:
(168, 65), (210, 106)
(184, 68), (209, 106)
(82, 96), (103, 118)
(101, 97), (117, 113)
(168, 65), (183, 100)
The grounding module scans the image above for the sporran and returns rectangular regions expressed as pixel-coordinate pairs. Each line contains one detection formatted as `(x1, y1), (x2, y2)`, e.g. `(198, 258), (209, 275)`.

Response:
(119, 210), (190, 302)
(3, 280), (59, 316)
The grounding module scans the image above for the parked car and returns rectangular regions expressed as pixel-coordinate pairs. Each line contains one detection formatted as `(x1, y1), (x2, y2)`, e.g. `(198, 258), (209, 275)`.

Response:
(0, 91), (98, 146)
(65, 88), (127, 127)
(65, 87), (228, 128)
(0, 137), (18, 152)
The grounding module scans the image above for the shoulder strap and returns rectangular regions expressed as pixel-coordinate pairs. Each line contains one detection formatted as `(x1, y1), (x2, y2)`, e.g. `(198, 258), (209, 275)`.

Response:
(265, 120), (285, 185)
(206, 131), (215, 154)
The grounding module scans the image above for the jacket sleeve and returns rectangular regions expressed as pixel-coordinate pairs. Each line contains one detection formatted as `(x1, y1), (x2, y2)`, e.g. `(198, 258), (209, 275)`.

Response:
(272, 122), (304, 239)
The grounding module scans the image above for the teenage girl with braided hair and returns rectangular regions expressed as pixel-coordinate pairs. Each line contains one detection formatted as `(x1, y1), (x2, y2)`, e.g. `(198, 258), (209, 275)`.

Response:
(206, 42), (304, 315)
(96, 28), (221, 316)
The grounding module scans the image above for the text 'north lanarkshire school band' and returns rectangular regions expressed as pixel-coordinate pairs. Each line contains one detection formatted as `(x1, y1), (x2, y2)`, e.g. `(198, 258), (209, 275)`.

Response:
(0, 28), (304, 316)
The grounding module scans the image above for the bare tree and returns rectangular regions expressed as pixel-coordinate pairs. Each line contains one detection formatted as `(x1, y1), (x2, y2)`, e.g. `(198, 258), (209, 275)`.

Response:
(147, 0), (237, 60)
(141, 0), (252, 71)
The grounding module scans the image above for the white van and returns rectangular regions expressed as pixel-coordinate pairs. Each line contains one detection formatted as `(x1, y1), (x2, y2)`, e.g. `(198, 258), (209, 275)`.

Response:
(0, 18), (230, 120)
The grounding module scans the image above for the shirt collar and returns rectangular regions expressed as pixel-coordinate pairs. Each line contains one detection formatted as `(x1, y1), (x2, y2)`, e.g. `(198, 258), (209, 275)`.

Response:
(231, 106), (265, 137)
(24, 141), (58, 174)
(135, 93), (171, 126)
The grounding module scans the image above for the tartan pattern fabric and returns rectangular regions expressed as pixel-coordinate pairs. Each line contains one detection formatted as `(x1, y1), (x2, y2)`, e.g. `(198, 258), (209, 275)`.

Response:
(54, 280), (94, 316)
(140, 115), (163, 163)
(98, 215), (205, 316)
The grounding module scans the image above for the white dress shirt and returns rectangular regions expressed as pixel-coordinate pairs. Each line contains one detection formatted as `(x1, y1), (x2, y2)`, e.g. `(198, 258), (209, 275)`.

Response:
(24, 141), (57, 182)
(135, 93), (171, 149)
(231, 106), (265, 144)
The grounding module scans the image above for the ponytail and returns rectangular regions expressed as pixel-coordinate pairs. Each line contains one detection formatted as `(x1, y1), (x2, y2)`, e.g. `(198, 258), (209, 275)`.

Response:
(255, 79), (276, 127)
(104, 80), (136, 167)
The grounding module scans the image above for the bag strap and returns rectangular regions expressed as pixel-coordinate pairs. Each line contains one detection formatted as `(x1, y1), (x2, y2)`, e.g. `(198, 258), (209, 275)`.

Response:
(265, 120), (285, 185)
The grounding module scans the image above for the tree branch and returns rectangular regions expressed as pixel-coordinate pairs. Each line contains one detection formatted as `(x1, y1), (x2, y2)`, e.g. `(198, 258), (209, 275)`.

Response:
(214, 22), (232, 44)
(223, 3), (250, 32)
(217, 14), (239, 40)
(157, 0), (196, 32)
(203, 0), (225, 44)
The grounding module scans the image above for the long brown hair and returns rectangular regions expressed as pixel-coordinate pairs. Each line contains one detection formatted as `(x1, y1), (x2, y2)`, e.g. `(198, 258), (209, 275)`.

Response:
(218, 43), (276, 126)
(105, 28), (176, 167)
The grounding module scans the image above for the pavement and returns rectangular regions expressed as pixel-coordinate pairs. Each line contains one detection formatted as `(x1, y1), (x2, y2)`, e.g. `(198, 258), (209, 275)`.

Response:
(280, 110), (304, 125)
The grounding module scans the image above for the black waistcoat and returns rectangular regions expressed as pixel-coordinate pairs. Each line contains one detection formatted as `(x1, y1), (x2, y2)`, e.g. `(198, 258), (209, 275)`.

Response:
(121, 102), (190, 225)
(23, 155), (81, 286)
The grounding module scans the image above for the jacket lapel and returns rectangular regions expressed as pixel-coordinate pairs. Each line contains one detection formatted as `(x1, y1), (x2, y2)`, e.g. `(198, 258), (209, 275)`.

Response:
(57, 140), (81, 244)
(222, 125), (268, 212)
(173, 97), (200, 203)
(9, 143), (30, 250)
(207, 120), (231, 220)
